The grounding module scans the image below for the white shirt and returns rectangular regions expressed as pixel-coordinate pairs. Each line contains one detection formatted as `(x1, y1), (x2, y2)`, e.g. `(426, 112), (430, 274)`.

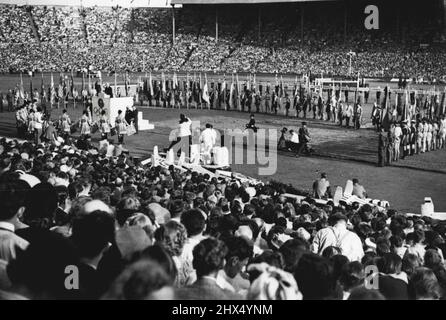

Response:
(33, 112), (43, 129)
(312, 225), (364, 262)
(0, 221), (29, 262)
(394, 126), (402, 142)
(180, 234), (207, 284)
(200, 128), (216, 147)
(290, 132), (299, 144)
(178, 119), (192, 137)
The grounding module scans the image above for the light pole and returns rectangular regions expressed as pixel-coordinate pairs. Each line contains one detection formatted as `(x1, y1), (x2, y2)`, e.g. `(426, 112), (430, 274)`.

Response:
(347, 51), (356, 76)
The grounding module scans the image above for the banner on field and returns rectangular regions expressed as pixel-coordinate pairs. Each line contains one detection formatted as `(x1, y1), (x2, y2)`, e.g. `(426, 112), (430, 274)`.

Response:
(92, 94), (134, 123)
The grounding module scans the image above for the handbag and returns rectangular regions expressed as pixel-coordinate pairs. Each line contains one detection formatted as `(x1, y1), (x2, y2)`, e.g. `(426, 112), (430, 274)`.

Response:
(127, 123), (136, 136)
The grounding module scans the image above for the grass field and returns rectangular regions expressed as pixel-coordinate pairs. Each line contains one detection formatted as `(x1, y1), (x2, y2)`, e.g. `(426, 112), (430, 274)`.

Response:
(0, 73), (444, 213)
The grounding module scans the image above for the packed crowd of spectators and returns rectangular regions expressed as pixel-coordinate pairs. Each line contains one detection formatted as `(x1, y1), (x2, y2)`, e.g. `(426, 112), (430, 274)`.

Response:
(0, 4), (445, 81)
(0, 124), (446, 300)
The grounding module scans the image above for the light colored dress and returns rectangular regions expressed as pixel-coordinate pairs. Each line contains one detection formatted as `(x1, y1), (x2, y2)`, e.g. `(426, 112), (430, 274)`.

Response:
(99, 115), (111, 134)
(79, 114), (91, 135)
(115, 115), (128, 135)
(60, 114), (71, 133)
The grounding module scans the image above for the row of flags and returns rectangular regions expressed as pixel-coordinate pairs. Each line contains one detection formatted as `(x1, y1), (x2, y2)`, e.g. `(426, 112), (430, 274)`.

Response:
(13, 71), (446, 119)
(380, 86), (446, 130)
(137, 72), (307, 110)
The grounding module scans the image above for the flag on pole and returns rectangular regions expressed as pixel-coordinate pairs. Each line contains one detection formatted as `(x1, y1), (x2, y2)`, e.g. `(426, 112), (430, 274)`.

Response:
(70, 70), (75, 98)
(19, 73), (25, 99)
(381, 87), (390, 131)
(149, 72), (154, 96)
(125, 72), (130, 97)
(280, 75), (284, 97)
(29, 72), (33, 99)
(162, 72), (167, 95)
(202, 74), (210, 106)
(40, 73), (46, 104)
(229, 81), (234, 110)
(236, 73), (241, 111)
(50, 73), (56, 105)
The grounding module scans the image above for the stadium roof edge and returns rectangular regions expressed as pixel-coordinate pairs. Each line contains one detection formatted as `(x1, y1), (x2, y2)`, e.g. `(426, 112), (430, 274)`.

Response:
(172, 0), (337, 4)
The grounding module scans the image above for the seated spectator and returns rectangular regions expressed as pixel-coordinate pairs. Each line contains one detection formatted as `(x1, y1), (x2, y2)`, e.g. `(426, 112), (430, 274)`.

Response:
(102, 259), (175, 300)
(408, 267), (443, 300)
(348, 285), (385, 300)
(294, 252), (341, 300)
(352, 178), (367, 199)
(71, 210), (115, 299)
(0, 177), (30, 262)
(377, 253), (409, 300)
(247, 263), (302, 300)
(6, 231), (80, 299)
(339, 261), (365, 299)
(175, 237), (241, 300)
(154, 220), (192, 288)
(312, 212), (364, 262)
(217, 236), (253, 296)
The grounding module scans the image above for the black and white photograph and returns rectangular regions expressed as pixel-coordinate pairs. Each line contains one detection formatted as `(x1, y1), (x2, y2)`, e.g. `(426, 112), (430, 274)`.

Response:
(0, 0), (445, 304)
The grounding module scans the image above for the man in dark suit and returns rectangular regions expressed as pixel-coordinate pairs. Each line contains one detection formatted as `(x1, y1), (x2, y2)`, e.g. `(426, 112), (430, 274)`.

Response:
(132, 105), (139, 134)
(104, 83), (113, 98)
(175, 238), (242, 300)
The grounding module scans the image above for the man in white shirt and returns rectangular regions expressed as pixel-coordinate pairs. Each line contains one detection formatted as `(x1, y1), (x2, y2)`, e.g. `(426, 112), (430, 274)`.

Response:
(200, 123), (216, 164)
(393, 122), (403, 161)
(216, 236), (252, 297)
(33, 107), (44, 144)
(440, 116), (446, 149)
(0, 180), (30, 262)
(345, 104), (354, 128)
(171, 114), (192, 158)
(180, 209), (208, 285)
(312, 212), (364, 262)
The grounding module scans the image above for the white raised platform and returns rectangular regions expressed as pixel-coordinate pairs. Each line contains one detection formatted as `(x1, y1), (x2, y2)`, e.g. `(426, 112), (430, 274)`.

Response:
(137, 111), (155, 131)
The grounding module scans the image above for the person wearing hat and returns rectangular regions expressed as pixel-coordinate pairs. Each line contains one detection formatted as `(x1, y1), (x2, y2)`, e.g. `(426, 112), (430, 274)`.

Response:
(311, 211), (364, 262)
(410, 119), (417, 155)
(297, 121), (310, 156)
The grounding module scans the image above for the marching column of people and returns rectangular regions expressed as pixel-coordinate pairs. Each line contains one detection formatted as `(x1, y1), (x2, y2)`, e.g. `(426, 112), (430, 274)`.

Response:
(377, 116), (446, 167)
